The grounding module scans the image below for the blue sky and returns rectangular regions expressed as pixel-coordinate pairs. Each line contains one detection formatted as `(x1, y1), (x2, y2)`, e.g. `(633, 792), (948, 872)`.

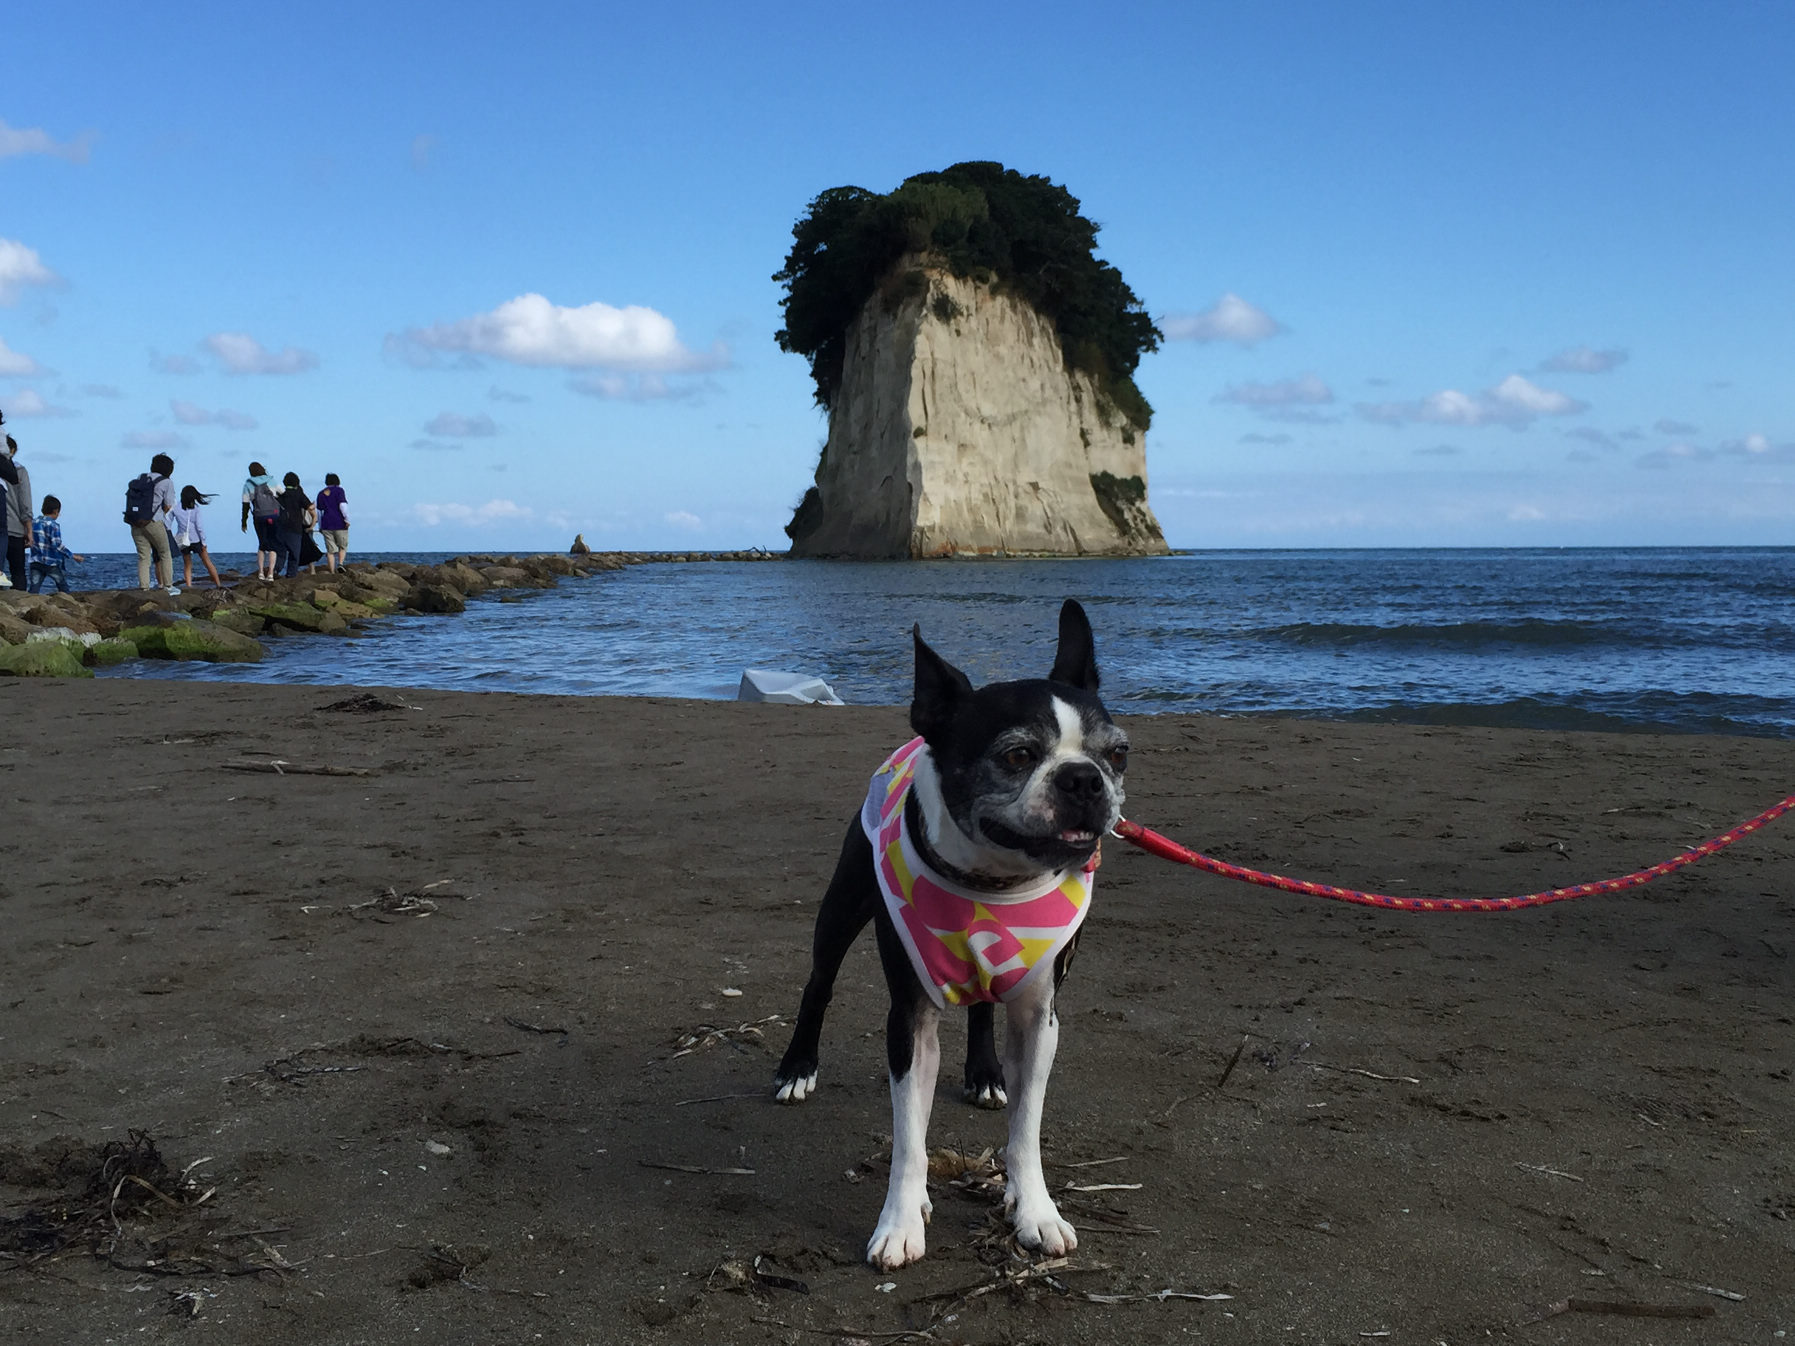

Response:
(3, 1), (1791, 551)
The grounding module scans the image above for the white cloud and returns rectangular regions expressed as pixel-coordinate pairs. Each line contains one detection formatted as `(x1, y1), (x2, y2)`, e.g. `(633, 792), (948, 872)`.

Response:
(1541, 345), (1628, 374)
(0, 335), (44, 376)
(152, 351), (202, 375)
(569, 371), (707, 402)
(1216, 373), (1333, 408)
(121, 429), (189, 450)
(664, 510), (703, 530)
(0, 120), (92, 162)
(1565, 426), (1619, 451)
(3, 387), (73, 418)
(396, 293), (722, 373)
(1720, 432), (1791, 460)
(409, 439), (461, 452)
(1359, 374), (1586, 428)
(0, 239), (60, 304)
(488, 385), (530, 404)
(1654, 418), (1698, 435)
(1162, 293), (1284, 346)
(172, 399), (259, 430)
(81, 383), (123, 398)
(409, 498), (531, 526)
(1636, 441), (1716, 468)
(204, 331), (320, 375)
(424, 410), (497, 437)
(1239, 431), (1293, 446)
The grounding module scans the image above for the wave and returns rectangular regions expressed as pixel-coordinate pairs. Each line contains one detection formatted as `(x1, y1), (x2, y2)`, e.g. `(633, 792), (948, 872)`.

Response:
(1252, 618), (1791, 654)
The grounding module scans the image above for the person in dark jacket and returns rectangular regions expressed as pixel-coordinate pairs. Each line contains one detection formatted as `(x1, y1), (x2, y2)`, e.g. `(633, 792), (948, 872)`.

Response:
(273, 472), (314, 579)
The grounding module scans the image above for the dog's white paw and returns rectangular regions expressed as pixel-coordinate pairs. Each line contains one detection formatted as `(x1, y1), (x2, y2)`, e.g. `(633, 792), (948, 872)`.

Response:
(772, 1071), (817, 1104)
(866, 1196), (932, 1269)
(1010, 1203), (1077, 1257)
(963, 1082), (1007, 1110)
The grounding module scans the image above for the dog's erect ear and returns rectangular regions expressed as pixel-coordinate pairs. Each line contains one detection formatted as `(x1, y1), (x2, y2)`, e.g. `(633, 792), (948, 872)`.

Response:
(911, 624), (974, 741)
(1047, 599), (1100, 691)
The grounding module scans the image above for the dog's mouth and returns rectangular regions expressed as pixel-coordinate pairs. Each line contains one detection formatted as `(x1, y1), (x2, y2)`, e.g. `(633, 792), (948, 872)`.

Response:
(979, 818), (1104, 862)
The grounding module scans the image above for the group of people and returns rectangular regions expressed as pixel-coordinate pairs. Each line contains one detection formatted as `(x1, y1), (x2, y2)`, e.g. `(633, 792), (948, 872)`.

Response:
(0, 409), (355, 597)
(0, 408), (85, 595)
(239, 462), (350, 583)
(120, 455), (352, 593)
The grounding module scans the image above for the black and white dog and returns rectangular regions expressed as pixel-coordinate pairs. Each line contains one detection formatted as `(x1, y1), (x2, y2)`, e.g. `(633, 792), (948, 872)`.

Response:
(773, 600), (1128, 1269)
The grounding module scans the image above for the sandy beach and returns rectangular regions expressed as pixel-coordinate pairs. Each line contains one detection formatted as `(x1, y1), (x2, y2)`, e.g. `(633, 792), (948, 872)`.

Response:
(2, 678), (1791, 1344)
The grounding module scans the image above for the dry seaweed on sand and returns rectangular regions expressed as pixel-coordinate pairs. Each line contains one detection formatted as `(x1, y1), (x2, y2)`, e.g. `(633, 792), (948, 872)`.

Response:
(0, 1131), (288, 1279)
(668, 1014), (788, 1058)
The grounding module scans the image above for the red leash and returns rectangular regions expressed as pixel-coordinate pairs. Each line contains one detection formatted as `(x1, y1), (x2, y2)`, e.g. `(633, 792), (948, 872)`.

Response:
(1111, 793), (1795, 913)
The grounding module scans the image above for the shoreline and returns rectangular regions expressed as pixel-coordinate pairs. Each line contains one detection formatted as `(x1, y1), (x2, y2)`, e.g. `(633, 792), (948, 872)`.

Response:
(3, 678), (1792, 1341)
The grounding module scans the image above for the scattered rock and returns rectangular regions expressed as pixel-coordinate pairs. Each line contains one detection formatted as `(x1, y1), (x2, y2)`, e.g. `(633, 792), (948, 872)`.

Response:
(0, 640), (93, 678)
(405, 584), (465, 615)
(121, 618), (265, 663)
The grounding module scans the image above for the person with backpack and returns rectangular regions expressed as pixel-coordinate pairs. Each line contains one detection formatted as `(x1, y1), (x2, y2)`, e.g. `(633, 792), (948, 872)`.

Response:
(124, 452), (179, 593)
(240, 461), (281, 581)
(273, 471), (314, 579)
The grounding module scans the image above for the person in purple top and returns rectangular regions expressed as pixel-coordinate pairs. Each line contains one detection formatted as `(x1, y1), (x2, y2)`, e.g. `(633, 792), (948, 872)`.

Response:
(316, 472), (350, 571)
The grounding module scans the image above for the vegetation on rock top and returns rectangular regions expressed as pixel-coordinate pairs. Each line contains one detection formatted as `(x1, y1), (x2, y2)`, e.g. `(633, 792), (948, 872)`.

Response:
(774, 162), (1162, 430)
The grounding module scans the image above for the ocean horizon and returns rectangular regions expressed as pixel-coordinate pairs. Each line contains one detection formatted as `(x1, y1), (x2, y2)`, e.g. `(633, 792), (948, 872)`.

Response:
(79, 545), (1795, 740)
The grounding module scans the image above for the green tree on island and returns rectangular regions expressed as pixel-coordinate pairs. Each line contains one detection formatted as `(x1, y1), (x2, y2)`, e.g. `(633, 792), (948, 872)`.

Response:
(773, 162), (1162, 431)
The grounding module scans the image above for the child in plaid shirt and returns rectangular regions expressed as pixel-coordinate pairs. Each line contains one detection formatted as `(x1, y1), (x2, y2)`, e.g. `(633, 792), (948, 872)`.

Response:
(29, 495), (85, 593)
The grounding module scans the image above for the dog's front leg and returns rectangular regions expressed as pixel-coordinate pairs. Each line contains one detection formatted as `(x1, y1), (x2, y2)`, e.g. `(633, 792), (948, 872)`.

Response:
(867, 995), (941, 1269)
(1001, 978), (1076, 1256)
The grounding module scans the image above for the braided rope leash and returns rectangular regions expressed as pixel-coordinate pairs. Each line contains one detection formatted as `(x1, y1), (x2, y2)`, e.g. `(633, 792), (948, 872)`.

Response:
(1111, 793), (1795, 913)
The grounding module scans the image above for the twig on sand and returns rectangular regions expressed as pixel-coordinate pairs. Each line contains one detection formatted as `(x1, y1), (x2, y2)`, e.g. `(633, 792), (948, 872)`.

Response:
(1533, 1297), (1716, 1321)
(1305, 1062), (1421, 1085)
(1081, 1287), (1233, 1304)
(1216, 1035), (1250, 1089)
(220, 759), (372, 777)
(1514, 1162), (1584, 1182)
(675, 1091), (763, 1107)
(1054, 1156), (1129, 1170)
(503, 1016), (569, 1037)
(638, 1161), (756, 1176)
(749, 1318), (939, 1343)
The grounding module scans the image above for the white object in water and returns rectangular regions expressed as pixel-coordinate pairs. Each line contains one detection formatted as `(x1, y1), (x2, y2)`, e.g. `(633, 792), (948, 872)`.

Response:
(738, 668), (844, 706)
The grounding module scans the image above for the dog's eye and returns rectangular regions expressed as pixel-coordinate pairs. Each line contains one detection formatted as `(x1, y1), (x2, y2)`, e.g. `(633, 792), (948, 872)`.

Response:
(1001, 746), (1038, 771)
(1106, 747), (1129, 772)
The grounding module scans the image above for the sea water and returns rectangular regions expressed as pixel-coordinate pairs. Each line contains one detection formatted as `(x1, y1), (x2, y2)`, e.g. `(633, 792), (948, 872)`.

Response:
(95, 547), (1795, 737)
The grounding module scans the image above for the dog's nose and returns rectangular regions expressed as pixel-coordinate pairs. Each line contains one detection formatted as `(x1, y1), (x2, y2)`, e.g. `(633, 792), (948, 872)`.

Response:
(1053, 760), (1106, 803)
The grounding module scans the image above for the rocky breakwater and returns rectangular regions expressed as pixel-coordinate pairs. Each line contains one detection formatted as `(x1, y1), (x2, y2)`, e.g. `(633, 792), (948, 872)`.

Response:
(0, 551), (780, 678)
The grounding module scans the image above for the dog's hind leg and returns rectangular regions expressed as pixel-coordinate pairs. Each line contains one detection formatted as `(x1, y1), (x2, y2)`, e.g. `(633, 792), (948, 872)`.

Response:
(774, 821), (876, 1103)
(962, 1002), (1007, 1109)
(866, 914), (941, 1270)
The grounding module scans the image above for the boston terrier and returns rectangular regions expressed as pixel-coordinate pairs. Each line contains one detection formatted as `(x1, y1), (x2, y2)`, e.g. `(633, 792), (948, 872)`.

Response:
(773, 599), (1129, 1269)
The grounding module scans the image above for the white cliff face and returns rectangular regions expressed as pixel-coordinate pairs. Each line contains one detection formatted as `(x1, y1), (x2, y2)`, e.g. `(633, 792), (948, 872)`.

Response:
(790, 265), (1167, 558)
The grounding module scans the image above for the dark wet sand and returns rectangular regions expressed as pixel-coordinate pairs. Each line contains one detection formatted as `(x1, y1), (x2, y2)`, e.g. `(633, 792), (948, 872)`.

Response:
(2, 679), (1791, 1343)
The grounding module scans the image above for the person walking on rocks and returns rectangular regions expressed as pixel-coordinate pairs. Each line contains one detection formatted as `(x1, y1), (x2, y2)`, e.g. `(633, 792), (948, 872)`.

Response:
(125, 452), (179, 593)
(28, 495), (84, 593)
(316, 472), (349, 571)
(4, 434), (33, 591)
(240, 461), (282, 581)
(273, 471), (313, 579)
(169, 485), (223, 589)
(0, 424), (15, 589)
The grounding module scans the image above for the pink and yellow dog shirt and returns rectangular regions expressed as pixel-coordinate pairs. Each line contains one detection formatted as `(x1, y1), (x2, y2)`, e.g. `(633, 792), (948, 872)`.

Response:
(864, 737), (1095, 1010)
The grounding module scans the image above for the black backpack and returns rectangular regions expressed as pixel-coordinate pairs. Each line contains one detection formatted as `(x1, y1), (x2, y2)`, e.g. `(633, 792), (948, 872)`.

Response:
(123, 473), (160, 526)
